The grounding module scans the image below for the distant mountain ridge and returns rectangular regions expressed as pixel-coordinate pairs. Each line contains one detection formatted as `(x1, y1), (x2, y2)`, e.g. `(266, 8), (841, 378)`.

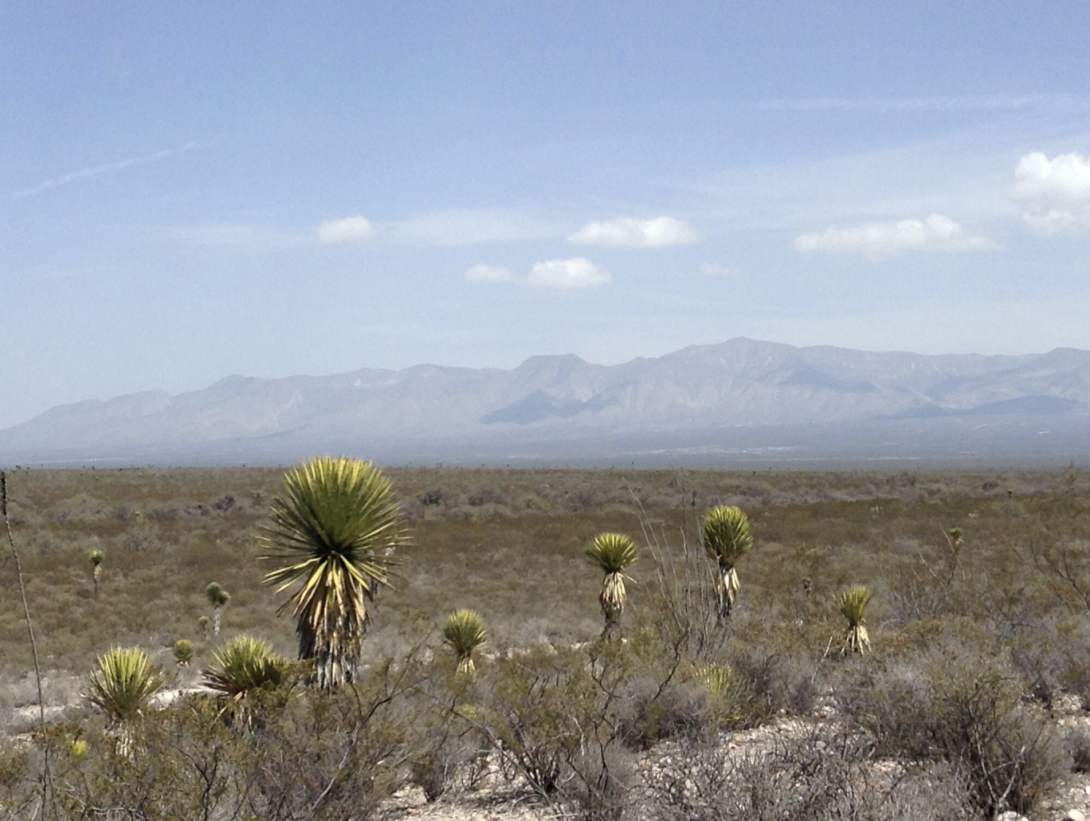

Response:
(2, 338), (1088, 466)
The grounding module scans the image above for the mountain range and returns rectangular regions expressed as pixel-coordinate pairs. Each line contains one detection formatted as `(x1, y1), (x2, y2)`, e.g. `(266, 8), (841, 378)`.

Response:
(2, 338), (1089, 467)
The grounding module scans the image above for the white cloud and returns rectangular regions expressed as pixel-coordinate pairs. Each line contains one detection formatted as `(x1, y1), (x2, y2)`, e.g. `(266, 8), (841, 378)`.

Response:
(699, 262), (742, 279)
(568, 216), (700, 247)
(464, 264), (515, 283)
(13, 142), (198, 199)
(527, 258), (611, 289)
(793, 214), (996, 261)
(1007, 151), (1090, 235)
(316, 215), (376, 243)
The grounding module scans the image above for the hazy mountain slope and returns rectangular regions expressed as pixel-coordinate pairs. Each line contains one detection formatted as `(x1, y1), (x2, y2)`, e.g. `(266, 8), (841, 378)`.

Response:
(1, 338), (1087, 460)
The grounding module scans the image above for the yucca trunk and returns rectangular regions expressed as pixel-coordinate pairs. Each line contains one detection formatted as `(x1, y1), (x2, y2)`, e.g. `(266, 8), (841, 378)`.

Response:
(844, 623), (871, 655)
(600, 571), (627, 639)
(93, 564), (102, 599)
(456, 655), (475, 676)
(714, 562), (740, 622)
(299, 596), (368, 689)
(213, 607), (222, 637)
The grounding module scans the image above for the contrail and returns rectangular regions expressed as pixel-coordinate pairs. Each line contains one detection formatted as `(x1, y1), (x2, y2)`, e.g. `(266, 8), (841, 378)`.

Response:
(13, 141), (198, 199)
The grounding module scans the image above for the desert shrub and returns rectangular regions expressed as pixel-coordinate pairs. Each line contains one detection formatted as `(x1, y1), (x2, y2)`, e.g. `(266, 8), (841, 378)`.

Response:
(642, 727), (973, 821)
(843, 649), (1063, 817)
(614, 676), (715, 750)
(1067, 728), (1090, 774)
(471, 643), (635, 817)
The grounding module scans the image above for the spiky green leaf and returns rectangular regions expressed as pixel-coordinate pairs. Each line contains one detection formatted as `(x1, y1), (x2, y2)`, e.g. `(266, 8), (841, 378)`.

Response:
(86, 647), (164, 724)
(702, 506), (752, 567)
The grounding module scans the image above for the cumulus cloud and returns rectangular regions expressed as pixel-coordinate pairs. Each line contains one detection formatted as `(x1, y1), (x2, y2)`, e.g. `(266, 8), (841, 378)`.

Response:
(568, 216), (699, 247)
(464, 264), (515, 283)
(526, 258), (611, 289)
(793, 214), (996, 261)
(1007, 151), (1090, 235)
(316, 215), (376, 243)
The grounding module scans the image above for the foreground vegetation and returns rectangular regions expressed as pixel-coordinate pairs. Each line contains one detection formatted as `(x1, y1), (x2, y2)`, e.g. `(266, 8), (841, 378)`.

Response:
(2, 463), (1090, 819)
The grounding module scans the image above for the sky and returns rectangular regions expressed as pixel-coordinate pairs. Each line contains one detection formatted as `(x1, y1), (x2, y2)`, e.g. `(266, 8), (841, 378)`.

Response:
(2, 2), (1090, 429)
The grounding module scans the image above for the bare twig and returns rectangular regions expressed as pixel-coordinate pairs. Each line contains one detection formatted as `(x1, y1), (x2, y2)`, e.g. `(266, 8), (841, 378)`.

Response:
(1, 471), (51, 820)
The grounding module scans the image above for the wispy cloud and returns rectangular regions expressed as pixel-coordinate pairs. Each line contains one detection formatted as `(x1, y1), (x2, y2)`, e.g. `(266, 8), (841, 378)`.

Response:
(12, 142), (198, 199)
(568, 216), (700, 247)
(1007, 151), (1090, 235)
(758, 95), (1090, 113)
(156, 223), (309, 250)
(385, 208), (558, 246)
(793, 214), (996, 261)
(316, 215), (376, 243)
(699, 262), (742, 279)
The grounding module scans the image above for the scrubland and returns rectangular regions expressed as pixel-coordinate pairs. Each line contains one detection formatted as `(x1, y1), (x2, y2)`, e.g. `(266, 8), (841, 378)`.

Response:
(2, 464), (1090, 819)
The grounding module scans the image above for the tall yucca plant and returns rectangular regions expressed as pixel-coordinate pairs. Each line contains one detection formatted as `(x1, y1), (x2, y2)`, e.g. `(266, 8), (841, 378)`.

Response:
(702, 506), (753, 622)
(86, 647), (164, 725)
(206, 582), (230, 637)
(260, 456), (406, 690)
(442, 610), (486, 675)
(585, 533), (638, 638)
(89, 549), (104, 599)
(838, 586), (873, 655)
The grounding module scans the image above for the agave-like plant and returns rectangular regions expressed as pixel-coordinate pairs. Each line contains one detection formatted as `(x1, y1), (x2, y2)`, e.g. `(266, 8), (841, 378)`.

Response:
(585, 533), (638, 638)
(203, 636), (287, 699)
(260, 456), (407, 690)
(838, 586), (873, 655)
(696, 663), (735, 701)
(89, 549), (104, 599)
(442, 610), (487, 675)
(173, 639), (195, 667)
(86, 647), (164, 726)
(702, 506), (753, 622)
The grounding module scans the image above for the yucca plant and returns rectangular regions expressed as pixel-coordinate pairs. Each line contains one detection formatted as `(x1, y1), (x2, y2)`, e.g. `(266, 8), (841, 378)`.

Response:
(585, 533), (638, 638)
(702, 506), (753, 622)
(260, 456), (407, 690)
(442, 609), (487, 675)
(838, 586), (873, 655)
(198, 615), (210, 638)
(89, 549), (104, 599)
(206, 582), (230, 636)
(202, 636), (288, 719)
(696, 663), (734, 700)
(86, 647), (164, 733)
(173, 639), (195, 667)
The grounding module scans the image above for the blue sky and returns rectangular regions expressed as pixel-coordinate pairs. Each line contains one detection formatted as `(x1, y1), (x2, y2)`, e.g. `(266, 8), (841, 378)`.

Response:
(3, 2), (1090, 428)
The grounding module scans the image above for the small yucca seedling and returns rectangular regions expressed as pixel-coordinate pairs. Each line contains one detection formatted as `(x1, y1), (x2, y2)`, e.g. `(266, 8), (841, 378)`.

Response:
(838, 586), (873, 655)
(206, 582), (230, 637)
(67, 739), (89, 760)
(702, 506), (753, 622)
(696, 663), (734, 701)
(173, 639), (195, 667)
(947, 527), (962, 546)
(442, 610), (486, 675)
(585, 533), (638, 638)
(198, 615), (210, 637)
(89, 549), (104, 599)
(86, 647), (164, 725)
